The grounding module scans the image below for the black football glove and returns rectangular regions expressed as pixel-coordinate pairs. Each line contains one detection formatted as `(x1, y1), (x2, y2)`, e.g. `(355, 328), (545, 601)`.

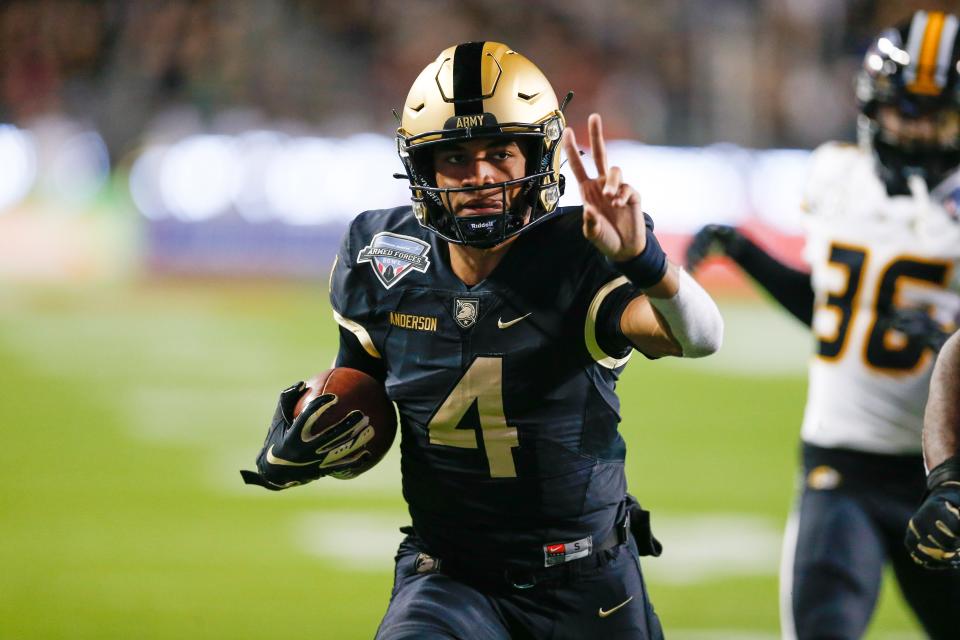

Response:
(888, 307), (951, 352)
(685, 224), (746, 273)
(240, 382), (373, 490)
(905, 456), (960, 569)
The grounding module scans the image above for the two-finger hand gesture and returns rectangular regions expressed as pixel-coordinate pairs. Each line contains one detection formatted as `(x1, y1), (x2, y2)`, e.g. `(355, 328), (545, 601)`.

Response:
(561, 113), (646, 262)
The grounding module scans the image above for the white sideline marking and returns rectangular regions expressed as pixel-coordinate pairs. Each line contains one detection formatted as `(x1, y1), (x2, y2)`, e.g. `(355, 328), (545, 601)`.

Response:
(660, 633), (922, 639)
(641, 513), (782, 584)
(295, 512), (407, 570)
(665, 632), (777, 640)
(127, 385), (273, 443)
(294, 511), (783, 584)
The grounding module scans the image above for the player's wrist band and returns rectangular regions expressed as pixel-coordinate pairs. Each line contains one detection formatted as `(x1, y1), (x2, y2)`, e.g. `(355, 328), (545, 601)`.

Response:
(612, 219), (667, 289)
(927, 454), (960, 490)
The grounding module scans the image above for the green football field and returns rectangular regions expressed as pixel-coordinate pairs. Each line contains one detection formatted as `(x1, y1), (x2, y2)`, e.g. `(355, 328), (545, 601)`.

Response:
(0, 280), (927, 639)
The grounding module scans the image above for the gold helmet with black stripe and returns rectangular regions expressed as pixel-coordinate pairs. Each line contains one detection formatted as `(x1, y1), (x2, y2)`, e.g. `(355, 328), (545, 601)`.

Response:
(396, 41), (570, 247)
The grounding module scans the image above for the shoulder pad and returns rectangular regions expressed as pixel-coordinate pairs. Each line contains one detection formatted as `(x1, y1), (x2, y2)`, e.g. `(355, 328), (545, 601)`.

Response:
(803, 142), (872, 216)
(332, 206), (431, 310)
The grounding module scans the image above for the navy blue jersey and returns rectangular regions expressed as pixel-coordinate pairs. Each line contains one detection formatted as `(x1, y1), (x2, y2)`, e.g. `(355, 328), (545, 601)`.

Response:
(330, 206), (643, 570)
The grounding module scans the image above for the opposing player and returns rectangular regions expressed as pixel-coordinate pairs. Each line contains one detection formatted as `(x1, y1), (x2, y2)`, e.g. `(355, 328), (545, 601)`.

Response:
(243, 41), (723, 638)
(905, 331), (960, 569)
(686, 11), (960, 639)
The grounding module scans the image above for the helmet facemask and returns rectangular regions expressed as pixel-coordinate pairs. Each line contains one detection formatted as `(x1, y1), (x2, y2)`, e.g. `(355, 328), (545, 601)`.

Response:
(859, 98), (960, 194)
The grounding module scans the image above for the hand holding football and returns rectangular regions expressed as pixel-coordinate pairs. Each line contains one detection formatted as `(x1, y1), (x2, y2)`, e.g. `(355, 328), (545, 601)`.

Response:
(293, 367), (397, 479)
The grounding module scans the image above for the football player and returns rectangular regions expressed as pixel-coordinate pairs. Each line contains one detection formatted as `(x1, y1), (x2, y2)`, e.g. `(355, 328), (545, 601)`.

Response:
(686, 11), (960, 640)
(244, 41), (723, 638)
(906, 331), (960, 570)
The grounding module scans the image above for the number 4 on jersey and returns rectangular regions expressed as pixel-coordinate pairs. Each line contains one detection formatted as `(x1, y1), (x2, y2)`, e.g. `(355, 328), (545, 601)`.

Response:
(427, 356), (519, 478)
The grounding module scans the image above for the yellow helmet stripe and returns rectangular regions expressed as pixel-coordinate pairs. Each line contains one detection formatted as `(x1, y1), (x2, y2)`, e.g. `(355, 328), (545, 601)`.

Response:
(453, 41), (485, 116)
(909, 11), (947, 95)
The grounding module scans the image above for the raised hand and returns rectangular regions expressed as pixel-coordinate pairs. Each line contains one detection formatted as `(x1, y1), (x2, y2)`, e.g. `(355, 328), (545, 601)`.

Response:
(561, 114), (646, 262)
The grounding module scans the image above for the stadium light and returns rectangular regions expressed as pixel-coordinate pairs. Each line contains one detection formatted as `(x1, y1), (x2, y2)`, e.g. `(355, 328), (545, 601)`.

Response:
(159, 135), (241, 221)
(129, 145), (171, 220)
(563, 142), (750, 232)
(234, 130), (287, 223)
(748, 149), (810, 233)
(47, 131), (110, 206)
(127, 130), (813, 234)
(0, 125), (37, 214)
(264, 136), (336, 225)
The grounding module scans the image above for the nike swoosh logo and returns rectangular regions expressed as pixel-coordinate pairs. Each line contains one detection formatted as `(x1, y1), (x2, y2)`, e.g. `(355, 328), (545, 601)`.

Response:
(266, 445), (320, 467)
(598, 595), (633, 618)
(497, 313), (532, 329)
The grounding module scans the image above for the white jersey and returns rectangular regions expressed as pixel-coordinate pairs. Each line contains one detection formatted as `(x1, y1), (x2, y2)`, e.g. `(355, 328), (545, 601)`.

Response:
(800, 142), (960, 454)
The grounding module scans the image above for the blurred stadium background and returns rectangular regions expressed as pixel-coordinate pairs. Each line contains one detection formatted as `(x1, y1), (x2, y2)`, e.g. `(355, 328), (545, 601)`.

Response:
(0, 1), (952, 638)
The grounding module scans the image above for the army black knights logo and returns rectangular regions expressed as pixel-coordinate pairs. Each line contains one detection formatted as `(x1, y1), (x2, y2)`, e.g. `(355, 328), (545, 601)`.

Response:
(357, 232), (431, 290)
(454, 298), (480, 329)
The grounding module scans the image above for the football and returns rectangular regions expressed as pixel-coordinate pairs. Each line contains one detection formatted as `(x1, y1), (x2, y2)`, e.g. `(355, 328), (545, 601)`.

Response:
(293, 367), (396, 479)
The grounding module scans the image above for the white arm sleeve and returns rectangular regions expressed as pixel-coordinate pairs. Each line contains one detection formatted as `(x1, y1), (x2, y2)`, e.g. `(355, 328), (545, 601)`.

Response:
(648, 268), (723, 358)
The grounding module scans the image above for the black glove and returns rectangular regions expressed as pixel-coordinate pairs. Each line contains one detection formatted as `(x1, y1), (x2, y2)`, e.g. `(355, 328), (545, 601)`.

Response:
(240, 382), (372, 490)
(685, 224), (746, 273)
(905, 456), (960, 569)
(889, 307), (951, 352)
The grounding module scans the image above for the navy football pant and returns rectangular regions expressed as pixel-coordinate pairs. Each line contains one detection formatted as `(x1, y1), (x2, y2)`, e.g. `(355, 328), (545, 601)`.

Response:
(376, 531), (663, 640)
(781, 444), (960, 639)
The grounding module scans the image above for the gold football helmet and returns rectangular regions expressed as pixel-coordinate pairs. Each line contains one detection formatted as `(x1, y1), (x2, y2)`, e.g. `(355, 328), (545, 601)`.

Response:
(396, 41), (570, 247)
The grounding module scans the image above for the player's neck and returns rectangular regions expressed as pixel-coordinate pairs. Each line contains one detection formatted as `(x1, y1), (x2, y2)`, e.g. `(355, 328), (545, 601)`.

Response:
(448, 238), (517, 286)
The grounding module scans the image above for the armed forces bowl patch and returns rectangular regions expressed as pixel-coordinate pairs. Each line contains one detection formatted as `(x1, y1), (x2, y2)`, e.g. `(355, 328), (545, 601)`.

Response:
(357, 232), (431, 289)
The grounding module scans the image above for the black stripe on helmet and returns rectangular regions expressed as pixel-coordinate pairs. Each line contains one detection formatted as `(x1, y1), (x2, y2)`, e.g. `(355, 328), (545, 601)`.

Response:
(453, 41), (485, 116)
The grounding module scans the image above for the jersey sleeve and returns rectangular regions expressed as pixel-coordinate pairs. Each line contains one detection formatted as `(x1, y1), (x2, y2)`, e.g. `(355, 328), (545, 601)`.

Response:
(728, 234), (814, 326)
(335, 326), (386, 382)
(801, 142), (857, 218)
(800, 142), (857, 271)
(580, 249), (642, 367)
(329, 218), (387, 376)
